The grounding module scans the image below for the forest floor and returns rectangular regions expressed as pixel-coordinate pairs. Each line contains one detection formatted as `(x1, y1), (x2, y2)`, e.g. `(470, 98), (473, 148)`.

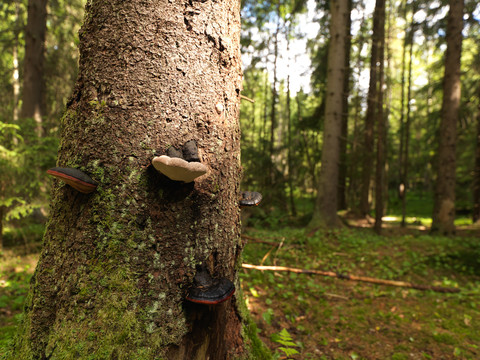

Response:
(241, 222), (480, 360)
(1, 221), (479, 359)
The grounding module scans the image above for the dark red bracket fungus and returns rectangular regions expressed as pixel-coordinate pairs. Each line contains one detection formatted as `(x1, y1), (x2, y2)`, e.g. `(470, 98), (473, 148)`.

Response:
(152, 155), (207, 183)
(47, 167), (98, 194)
(239, 191), (263, 207)
(186, 267), (235, 305)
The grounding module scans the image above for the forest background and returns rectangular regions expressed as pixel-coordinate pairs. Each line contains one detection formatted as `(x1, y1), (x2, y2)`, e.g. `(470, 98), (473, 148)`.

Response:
(1, 0), (480, 358)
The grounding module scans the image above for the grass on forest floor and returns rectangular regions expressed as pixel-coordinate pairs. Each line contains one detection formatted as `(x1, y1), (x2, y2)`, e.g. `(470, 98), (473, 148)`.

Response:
(0, 248), (38, 354)
(1, 224), (479, 359)
(240, 226), (480, 359)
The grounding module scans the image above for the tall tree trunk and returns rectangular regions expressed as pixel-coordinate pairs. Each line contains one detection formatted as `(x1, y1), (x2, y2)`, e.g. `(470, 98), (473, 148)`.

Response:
(11, 1), (268, 359)
(402, 25), (414, 227)
(269, 12), (280, 187)
(398, 0), (408, 203)
(473, 87), (480, 223)
(431, 0), (464, 235)
(374, 0), (386, 234)
(12, 0), (21, 139)
(309, 0), (350, 229)
(20, 0), (47, 138)
(287, 74), (297, 216)
(337, 0), (353, 211)
(359, 0), (383, 217)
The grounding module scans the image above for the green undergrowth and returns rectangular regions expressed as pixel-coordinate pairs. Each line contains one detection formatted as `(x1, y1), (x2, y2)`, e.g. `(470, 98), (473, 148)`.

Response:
(240, 226), (480, 359)
(1, 226), (479, 359)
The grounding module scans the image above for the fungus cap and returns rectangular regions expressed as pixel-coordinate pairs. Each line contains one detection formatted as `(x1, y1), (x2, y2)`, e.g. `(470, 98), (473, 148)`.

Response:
(152, 155), (207, 183)
(239, 191), (263, 207)
(47, 167), (98, 194)
(186, 277), (235, 305)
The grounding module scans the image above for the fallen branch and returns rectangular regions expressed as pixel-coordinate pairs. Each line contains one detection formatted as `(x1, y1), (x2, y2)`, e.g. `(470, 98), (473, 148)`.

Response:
(241, 264), (460, 294)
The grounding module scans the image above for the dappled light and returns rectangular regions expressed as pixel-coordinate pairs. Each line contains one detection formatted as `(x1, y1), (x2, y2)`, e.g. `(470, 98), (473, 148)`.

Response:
(1, 0), (480, 358)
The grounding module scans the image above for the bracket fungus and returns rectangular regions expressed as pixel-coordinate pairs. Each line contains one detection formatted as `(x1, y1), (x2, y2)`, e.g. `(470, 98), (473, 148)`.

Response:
(152, 156), (207, 183)
(153, 140), (207, 182)
(47, 167), (98, 194)
(186, 267), (235, 305)
(239, 191), (263, 207)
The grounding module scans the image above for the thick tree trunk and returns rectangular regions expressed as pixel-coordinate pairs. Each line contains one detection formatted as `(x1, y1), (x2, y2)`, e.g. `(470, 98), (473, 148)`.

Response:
(11, 1), (267, 359)
(431, 0), (464, 235)
(309, 0), (350, 229)
(359, 0), (383, 217)
(20, 0), (47, 138)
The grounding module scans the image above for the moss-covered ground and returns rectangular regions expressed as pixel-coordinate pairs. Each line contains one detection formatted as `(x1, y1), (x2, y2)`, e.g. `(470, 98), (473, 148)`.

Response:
(1, 213), (479, 359)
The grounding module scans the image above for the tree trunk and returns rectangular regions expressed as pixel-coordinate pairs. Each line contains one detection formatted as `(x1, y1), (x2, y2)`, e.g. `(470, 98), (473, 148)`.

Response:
(269, 11), (280, 188)
(402, 25), (414, 227)
(337, 0), (352, 212)
(473, 88), (480, 223)
(374, 0), (386, 234)
(398, 0), (407, 204)
(20, 0), (47, 138)
(309, 0), (350, 229)
(431, 0), (464, 235)
(359, 0), (383, 217)
(11, 1), (267, 359)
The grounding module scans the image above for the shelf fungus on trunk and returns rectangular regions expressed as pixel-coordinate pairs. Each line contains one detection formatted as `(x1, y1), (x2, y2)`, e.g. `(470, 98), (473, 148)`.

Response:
(186, 266), (235, 305)
(47, 167), (98, 194)
(239, 191), (263, 207)
(152, 155), (207, 183)
(153, 141), (207, 183)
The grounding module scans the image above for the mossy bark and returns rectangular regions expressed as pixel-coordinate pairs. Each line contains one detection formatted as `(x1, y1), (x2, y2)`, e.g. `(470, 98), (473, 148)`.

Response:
(10, 1), (267, 359)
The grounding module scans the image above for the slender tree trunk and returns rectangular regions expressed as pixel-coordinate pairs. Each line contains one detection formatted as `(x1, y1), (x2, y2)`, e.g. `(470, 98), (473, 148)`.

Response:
(20, 0), (47, 138)
(269, 12), (280, 187)
(398, 0), (408, 204)
(337, 0), (353, 211)
(287, 74), (297, 216)
(431, 0), (464, 235)
(374, 0), (386, 234)
(360, 0), (383, 217)
(473, 88), (480, 223)
(309, 0), (350, 229)
(12, 0), (21, 139)
(402, 26), (414, 227)
(262, 68), (269, 154)
(11, 1), (268, 359)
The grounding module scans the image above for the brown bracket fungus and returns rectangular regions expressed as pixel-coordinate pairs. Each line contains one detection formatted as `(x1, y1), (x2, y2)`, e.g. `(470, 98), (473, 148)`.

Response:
(47, 167), (98, 194)
(152, 155), (207, 183)
(239, 191), (263, 207)
(186, 266), (235, 305)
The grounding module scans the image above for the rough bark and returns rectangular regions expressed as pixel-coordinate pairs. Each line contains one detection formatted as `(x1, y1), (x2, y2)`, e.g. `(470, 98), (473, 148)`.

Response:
(359, 0), (383, 217)
(20, 0), (47, 138)
(431, 0), (464, 235)
(473, 89), (480, 223)
(11, 1), (269, 359)
(374, 0), (386, 234)
(309, 0), (350, 229)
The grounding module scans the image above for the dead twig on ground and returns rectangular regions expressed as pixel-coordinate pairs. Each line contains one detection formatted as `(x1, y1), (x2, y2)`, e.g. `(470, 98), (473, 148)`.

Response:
(241, 264), (460, 294)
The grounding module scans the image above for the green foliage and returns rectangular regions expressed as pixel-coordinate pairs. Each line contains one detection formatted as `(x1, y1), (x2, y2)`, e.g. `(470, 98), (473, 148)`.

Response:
(271, 328), (300, 358)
